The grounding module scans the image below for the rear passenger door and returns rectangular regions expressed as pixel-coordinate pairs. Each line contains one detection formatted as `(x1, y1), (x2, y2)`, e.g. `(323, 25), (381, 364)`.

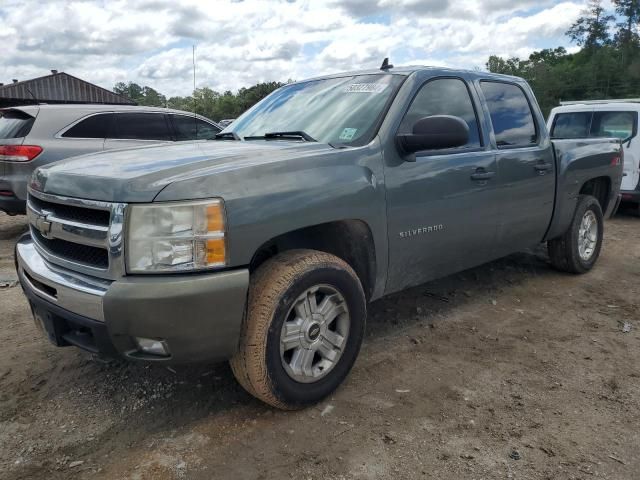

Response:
(103, 112), (173, 150)
(478, 81), (555, 255)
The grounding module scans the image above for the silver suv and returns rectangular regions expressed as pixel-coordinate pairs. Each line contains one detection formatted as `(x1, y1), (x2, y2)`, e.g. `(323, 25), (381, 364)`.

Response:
(0, 104), (221, 214)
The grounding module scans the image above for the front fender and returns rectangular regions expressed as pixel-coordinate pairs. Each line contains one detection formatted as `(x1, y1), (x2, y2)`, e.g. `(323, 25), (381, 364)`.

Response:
(154, 140), (389, 298)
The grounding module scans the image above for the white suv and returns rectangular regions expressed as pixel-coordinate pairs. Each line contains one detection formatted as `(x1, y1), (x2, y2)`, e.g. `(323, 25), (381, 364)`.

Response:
(548, 100), (639, 213)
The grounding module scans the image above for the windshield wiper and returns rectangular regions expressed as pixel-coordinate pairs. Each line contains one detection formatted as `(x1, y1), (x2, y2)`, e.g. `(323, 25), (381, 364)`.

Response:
(214, 131), (241, 140)
(244, 130), (317, 142)
(262, 131), (318, 142)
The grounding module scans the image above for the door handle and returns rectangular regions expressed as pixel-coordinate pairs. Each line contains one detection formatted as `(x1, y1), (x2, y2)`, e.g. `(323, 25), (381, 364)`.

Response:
(470, 169), (496, 181)
(534, 162), (553, 172)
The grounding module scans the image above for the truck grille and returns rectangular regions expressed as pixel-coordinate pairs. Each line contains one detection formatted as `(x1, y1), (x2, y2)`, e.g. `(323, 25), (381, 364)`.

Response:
(26, 189), (126, 280)
(32, 230), (109, 269)
(29, 194), (111, 226)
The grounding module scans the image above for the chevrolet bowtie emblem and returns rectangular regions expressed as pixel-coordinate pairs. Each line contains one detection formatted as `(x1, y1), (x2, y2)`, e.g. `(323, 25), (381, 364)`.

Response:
(34, 213), (52, 238)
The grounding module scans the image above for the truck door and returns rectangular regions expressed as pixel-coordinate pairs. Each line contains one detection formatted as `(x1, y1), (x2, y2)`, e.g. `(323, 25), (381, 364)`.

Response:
(478, 81), (555, 255)
(383, 76), (500, 294)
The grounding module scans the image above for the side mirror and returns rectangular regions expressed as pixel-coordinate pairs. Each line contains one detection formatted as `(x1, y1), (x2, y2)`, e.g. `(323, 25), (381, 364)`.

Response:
(396, 115), (470, 156)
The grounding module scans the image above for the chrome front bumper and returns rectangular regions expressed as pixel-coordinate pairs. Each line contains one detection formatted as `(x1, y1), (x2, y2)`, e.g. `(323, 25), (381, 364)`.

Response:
(16, 235), (110, 321)
(16, 234), (250, 363)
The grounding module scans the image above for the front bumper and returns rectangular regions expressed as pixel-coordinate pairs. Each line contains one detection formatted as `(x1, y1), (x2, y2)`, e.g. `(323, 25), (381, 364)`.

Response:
(16, 234), (249, 363)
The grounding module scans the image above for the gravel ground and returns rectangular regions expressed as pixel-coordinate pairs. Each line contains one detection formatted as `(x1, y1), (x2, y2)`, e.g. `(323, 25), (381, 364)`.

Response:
(1, 210), (639, 480)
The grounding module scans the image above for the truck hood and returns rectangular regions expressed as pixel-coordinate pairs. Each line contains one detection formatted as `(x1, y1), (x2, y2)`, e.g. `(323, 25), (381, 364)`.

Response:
(31, 140), (334, 203)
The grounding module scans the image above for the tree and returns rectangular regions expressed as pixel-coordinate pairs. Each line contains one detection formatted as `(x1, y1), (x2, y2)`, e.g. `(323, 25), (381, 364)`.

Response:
(485, 34), (640, 116)
(113, 82), (167, 107)
(485, 55), (524, 76)
(141, 86), (167, 107)
(161, 81), (286, 121)
(528, 47), (567, 66)
(613, 0), (640, 51)
(566, 0), (615, 49)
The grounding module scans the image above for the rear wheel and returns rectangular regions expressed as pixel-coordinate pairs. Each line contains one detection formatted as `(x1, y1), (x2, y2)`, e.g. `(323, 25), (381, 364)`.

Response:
(548, 194), (604, 273)
(230, 249), (366, 409)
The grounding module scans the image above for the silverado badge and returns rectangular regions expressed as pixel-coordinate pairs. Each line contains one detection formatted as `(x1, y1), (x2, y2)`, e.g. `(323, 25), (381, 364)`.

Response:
(399, 224), (444, 238)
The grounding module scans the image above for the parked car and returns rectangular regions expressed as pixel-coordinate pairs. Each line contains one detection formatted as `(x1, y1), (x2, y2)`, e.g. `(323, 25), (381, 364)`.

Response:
(218, 118), (235, 128)
(0, 105), (221, 215)
(16, 66), (622, 410)
(548, 100), (639, 213)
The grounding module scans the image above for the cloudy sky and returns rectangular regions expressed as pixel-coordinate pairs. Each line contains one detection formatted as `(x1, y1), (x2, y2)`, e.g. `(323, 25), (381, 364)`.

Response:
(0, 0), (595, 97)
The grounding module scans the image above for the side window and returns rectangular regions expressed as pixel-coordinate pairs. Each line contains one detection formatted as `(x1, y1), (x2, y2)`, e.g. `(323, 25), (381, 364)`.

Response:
(195, 119), (221, 139)
(172, 115), (220, 140)
(62, 113), (113, 138)
(480, 81), (537, 148)
(399, 78), (481, 148)
(591, 111), (636, 140)
(551, 112), (592, 139)
(111, 113), (172, 141)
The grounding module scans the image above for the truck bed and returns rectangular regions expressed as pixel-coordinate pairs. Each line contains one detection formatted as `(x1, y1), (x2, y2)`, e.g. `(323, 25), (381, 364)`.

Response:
(545, 137), (623, 240)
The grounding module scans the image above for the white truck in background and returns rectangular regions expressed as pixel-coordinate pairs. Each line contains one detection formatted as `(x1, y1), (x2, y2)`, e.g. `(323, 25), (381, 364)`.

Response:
(548, 100), (640, 214)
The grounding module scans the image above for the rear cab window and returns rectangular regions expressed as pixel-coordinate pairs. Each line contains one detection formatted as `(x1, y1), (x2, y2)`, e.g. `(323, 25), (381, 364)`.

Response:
(0, 109), (35, 139)
(480, 81), (537, 148)
(552, 110), (637, 141)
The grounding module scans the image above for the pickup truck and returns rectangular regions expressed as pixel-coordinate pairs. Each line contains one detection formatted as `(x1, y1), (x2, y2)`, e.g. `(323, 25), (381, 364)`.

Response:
(15, 66), (623, 410)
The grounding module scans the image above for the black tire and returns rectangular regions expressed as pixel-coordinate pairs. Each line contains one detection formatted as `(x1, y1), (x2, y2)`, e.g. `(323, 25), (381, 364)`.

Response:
(548, 194), (604, 274)
(230, 249), (366, 409)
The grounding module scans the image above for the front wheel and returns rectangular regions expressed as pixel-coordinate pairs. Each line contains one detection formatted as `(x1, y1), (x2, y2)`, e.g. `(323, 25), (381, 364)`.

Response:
(548, 194), (604, 273)
(230, 249), (366, 409)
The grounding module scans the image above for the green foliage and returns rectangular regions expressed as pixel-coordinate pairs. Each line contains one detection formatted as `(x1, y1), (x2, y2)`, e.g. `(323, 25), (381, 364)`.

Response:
(167, 81), (286, 121)
(566, 0), (614, 49)
(487, 2), (640, 116)
(113, 80), (286, 122)
(113, 82), (167, 107)
(613, 0), (640, 54)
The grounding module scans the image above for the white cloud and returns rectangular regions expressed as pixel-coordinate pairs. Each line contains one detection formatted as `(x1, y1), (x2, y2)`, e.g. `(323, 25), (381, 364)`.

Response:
(0, 0), (587, 96)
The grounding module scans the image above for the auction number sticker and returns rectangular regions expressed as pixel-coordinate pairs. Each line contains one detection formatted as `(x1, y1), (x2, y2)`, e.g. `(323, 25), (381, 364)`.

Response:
(344, 83), (388, 93)
(339, 128), (358, 141)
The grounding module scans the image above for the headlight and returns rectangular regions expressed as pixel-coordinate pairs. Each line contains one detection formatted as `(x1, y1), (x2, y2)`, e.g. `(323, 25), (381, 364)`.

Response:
(126, 199), (226, 273)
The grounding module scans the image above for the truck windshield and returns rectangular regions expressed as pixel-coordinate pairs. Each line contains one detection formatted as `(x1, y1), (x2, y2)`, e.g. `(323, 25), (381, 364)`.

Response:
(222, 74), (405, 146)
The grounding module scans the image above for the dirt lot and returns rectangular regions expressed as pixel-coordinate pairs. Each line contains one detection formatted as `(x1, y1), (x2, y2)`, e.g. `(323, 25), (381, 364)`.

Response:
(1, 210), (640, 480)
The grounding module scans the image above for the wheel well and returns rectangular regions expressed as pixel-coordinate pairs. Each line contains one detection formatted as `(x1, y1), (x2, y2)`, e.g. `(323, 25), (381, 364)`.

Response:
(580, 177), (610, 212)
(250, 220), (377, 300)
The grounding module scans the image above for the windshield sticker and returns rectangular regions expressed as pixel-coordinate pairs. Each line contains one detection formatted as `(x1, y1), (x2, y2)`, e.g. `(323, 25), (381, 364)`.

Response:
(344, 83), (388, 93)
(339, 128), (358, 141)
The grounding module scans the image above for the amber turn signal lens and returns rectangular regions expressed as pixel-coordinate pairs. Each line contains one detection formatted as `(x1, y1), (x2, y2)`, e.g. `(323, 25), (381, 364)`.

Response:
(206, 238), (226, 265)
(207, 204), (225, 232)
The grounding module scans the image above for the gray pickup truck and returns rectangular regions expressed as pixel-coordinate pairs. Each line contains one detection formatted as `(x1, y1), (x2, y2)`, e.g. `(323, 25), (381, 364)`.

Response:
(15, 66), (623, 409)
